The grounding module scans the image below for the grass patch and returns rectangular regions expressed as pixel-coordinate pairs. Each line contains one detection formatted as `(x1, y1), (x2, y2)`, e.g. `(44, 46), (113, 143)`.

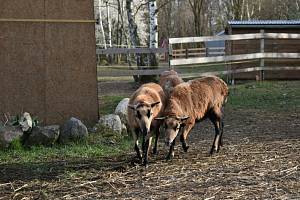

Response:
(99, 95), (127, 115)
(228, 81), (300, 112)
(0, 132), (133, 164)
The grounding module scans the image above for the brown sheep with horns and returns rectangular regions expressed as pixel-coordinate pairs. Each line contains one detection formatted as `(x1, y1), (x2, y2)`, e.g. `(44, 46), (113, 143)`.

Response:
(156, 76), (229, 160)
(127, 83), (166, 166)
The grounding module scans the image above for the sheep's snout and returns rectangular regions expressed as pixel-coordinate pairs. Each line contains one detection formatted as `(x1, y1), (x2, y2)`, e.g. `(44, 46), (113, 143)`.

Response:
(141, 126), (150, 135)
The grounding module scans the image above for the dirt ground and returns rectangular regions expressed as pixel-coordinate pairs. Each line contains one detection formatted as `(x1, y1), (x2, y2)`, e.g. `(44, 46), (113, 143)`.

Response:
(0, 81), (299, 199)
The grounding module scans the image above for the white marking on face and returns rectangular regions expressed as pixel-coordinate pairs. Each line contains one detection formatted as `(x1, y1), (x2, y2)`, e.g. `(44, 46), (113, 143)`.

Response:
(135, 105), (153, 134)
(164, 118), (181, 145)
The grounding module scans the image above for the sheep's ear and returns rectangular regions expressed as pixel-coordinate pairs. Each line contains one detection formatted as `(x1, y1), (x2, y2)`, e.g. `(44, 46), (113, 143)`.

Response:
(154, 116), (166, 120)
(151, 101), (160, 108)
(128, 104), (136, 110)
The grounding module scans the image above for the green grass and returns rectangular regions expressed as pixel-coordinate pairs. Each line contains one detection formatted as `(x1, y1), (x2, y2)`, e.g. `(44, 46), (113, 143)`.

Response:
(0, 132), (133, 164)
(228, 81), (300, 112)
(99, 95), (127, 115)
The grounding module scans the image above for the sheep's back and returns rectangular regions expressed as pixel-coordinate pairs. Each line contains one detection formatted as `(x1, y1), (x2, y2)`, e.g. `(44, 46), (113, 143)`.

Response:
(168, 76), (228, 120)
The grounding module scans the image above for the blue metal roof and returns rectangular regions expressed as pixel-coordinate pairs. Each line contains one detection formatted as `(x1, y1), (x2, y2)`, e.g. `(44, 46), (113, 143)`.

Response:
(228, 20), (300, 28)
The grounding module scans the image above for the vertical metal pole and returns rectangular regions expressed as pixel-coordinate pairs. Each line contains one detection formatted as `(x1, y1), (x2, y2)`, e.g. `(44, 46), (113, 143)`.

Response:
(260, 29), (265, 81)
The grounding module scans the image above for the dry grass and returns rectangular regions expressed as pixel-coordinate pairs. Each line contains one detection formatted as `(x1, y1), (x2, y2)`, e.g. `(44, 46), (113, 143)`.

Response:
(0, 109), (299, 199)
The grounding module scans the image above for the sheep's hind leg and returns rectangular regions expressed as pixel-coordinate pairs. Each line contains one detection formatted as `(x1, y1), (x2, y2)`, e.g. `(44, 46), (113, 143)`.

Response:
(152, 127), (159, 155)
(209, 114), (221, 155)
(219, 120), (224, 147)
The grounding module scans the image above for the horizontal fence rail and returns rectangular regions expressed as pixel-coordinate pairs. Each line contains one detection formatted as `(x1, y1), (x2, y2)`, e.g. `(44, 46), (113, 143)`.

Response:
(170, 53), (300, 66)
(96, 47), (168, 54)
(98, 66), (300, 77)
(169, 33), (300, 44)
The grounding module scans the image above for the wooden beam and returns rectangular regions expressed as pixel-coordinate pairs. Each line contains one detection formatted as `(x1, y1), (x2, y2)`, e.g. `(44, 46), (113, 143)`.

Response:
(181, 66), (300, 79)
(170, 53), (300, 66)
(96, 47), (168, 55)
(98, 68), (167, 77)
(169, 33), (300, 44)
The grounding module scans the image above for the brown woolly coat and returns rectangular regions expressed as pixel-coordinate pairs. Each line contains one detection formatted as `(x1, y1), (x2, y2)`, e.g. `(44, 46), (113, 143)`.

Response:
(159, 70), (183, 97)
(164, 76), (229, 124)
(128, 83), (166, 132)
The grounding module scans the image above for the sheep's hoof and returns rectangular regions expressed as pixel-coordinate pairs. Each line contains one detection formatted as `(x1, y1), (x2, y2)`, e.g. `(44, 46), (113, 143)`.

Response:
(183, 145), (189, 152)
(209, 147), (220, 155)
(166, 153), (174, 161)
(136, 154), (142, 160)
(152, 149), (159, 155)
(142, 160), (148, 167)
(219, 141), (224, 147)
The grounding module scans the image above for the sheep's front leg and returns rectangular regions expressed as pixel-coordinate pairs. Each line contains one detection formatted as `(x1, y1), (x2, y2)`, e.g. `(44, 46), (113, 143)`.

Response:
(166, 140), (176, 160)
(143, 136), (152, 166)
(180, 124), (194, 152)
(133, 129), (142, 160)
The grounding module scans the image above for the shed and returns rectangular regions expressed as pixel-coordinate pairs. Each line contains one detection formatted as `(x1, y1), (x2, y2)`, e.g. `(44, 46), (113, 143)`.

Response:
(226, 20), (300, 80)
(0, 1), (98, 126)
(205, 31), (225, 48)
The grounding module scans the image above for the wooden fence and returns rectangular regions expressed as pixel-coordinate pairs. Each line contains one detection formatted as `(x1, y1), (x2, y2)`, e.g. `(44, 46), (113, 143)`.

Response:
(169, 31), (300, 80)
(96, 32), (300, 79)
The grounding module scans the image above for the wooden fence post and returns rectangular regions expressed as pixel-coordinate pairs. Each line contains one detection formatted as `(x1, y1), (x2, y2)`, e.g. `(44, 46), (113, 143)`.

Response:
(168, 38), (173, 70)
(260, 29), (265, 81)
(185, 48), (188, 59)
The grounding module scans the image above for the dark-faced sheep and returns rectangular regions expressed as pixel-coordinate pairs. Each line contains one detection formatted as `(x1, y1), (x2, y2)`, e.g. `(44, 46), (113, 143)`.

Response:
(159, 70), (183, 97)
(127, 83), (166, 166)
(156, 76), (229, 159)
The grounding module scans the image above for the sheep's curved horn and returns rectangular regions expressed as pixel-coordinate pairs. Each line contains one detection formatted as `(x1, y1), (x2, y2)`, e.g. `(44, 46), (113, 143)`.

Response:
(176, 116), (189, 121)
(128, 104), (136, 110)
(151, 101), (160, 108)
(154, 116), (166, 120)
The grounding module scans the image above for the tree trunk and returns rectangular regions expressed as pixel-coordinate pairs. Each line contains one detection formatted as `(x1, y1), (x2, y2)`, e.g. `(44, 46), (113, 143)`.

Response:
(149, 0), (158, 67)
(97, 0), (106, 49)
(126, 0), (144, 82)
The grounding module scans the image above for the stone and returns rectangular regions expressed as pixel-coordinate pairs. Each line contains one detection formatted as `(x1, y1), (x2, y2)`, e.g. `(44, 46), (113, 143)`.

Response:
(114, 98), (129, 126)
(19, 112), (33, 132)
(98, 114), (123, 135)
(23, 125), (60, 146)
(59, 117), (88, 144)
(0, 126), (23, 149)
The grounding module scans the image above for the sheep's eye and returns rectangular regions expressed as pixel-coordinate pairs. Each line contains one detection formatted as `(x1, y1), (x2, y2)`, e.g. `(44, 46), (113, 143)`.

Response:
(136, 111), (141, 119)
(147, 110), (151, 118)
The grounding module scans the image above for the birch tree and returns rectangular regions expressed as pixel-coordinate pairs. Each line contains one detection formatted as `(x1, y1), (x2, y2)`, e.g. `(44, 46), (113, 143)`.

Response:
(126, 0), (145, 82)
(149, 0), (158, 66)
(96, 0), (106, 48)
(104, 0), (112, 47)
